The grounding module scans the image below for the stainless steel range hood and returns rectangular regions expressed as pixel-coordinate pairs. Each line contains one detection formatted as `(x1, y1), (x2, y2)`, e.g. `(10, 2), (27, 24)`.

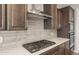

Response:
(28, 4), (53, 19)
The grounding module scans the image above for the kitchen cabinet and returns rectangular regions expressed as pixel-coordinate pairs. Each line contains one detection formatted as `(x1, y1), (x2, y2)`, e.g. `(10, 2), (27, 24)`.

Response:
(0, 4), (6, 30)
(40, 44), (65, 55)
(44, 4), (57, 29)
(57, 9), (61, 29)
(57, 6), (75, 53)
(0, 4), (57, 30)
(7, 4), (27, 30)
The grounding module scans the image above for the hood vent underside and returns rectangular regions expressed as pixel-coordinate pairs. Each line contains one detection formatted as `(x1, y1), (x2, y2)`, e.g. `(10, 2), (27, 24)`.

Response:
(27, 12), (53, 19)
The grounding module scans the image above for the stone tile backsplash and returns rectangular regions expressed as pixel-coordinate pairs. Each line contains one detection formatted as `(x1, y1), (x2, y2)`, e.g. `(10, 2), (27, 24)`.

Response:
(0, 18), (57, 46)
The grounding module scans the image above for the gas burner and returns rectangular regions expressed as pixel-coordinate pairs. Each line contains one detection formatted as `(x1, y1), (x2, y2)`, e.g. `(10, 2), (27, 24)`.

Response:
(23, 40), (56, 53)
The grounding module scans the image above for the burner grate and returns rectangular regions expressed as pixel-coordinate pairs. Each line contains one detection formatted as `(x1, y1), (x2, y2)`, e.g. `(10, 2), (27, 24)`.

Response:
(23, 40), (56, 53)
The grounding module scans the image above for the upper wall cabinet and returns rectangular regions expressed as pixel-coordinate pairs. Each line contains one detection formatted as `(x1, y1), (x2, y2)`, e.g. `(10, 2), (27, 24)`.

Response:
(0, 4), (6, 30)
(44, 4), (57, 29)
(7, 4), (27, 30)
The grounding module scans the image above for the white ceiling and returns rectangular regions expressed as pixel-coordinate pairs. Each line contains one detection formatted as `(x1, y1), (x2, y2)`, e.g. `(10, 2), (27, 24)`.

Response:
(57, 4), (79, 9)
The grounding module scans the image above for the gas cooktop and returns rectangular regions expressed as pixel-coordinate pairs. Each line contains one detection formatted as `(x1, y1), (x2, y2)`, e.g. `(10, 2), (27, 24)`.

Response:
(23, 40), (56, 53)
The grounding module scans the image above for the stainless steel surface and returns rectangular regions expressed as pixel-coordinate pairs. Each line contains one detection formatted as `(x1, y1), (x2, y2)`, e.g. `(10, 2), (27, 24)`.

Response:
(23, 40), (56, 53)
(27, 12), (53, 19)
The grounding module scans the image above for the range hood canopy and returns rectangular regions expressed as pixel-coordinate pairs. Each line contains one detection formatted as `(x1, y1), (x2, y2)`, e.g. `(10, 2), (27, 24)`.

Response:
(28, 4), (53, 19)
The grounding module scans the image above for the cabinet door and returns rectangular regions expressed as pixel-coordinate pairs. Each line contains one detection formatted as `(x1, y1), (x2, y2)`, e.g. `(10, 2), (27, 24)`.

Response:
(57, 7), (70, 38)
(7, 4), (27, 30)
(51, 4), (57, 29)
(40, 46), (59, 55)
(0, 4), (6, 30)
(40, 44), (65, 55)
(44, 4), (57, 29)
(58, 44), (65, 55)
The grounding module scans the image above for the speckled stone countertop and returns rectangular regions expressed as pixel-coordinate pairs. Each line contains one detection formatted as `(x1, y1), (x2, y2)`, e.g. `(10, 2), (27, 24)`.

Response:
(0, 37), (69, 55)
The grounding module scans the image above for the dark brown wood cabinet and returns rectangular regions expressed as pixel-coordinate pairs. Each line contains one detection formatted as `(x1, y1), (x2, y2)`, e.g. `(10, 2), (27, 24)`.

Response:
(0, 4), (6, 30)
(0, 4), (57, 30)
(40, 44), (65, 55)
(44, 4), (57, 29)
(40, 43), (75, 55)
(57, 6), (75, 53)
(57, 6), (74, 38)
(7, 4), (27, 30)
(0, 4), (28, 30)
(57, 7), (70, 38)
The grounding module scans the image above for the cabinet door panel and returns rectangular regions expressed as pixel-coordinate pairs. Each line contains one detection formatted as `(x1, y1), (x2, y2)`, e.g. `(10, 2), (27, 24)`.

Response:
(44, 4), (57, 29)
(0, 4), (5, 30)
(40, 46), (59, 55)
(0, 4), (2, 27)
(7, 4), (27, 30)
(12, 5), (25, 27)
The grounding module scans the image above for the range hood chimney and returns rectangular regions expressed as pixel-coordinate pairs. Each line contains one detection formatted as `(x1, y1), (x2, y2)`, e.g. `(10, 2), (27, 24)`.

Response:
(30, 4), (42, 14)
(31, 4), (37, 13)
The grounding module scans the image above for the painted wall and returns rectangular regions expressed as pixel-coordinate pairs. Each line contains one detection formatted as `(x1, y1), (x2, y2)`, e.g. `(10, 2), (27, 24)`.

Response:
(74, 8), (79, 53)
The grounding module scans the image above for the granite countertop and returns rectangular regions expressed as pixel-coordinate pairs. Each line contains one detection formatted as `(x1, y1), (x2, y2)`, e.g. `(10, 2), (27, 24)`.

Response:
(0, 37), (69, 55)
